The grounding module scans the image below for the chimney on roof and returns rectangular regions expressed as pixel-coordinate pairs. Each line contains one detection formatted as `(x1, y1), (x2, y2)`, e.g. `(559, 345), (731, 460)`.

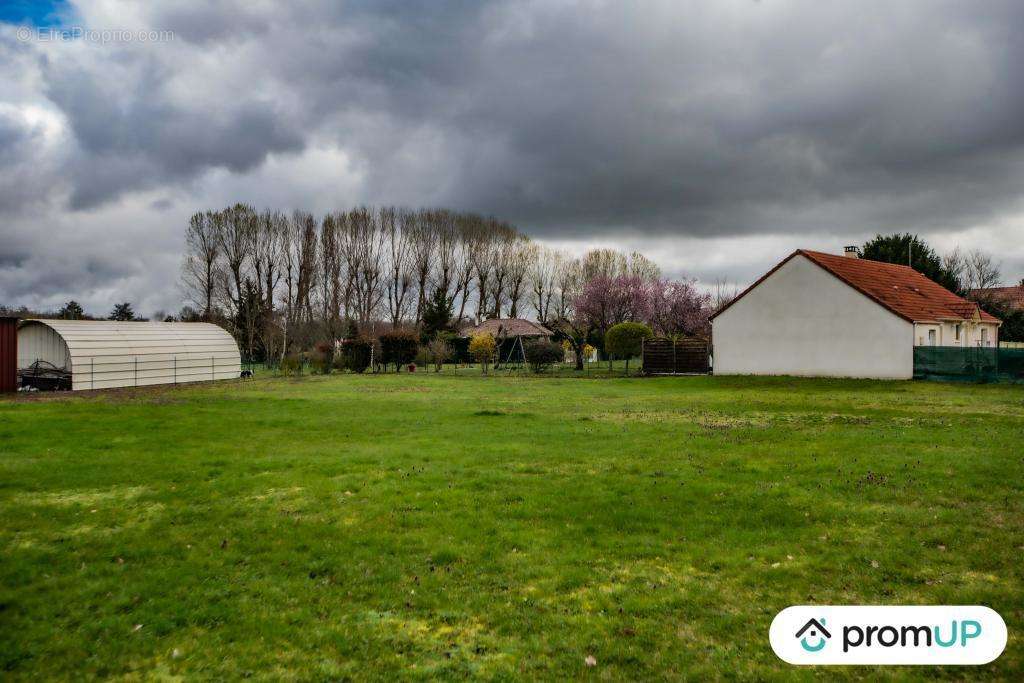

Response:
(844, 245), (859, 258)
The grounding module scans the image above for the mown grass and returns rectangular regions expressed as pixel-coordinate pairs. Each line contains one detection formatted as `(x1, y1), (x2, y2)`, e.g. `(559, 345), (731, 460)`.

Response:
(1, 372), (1022, 680)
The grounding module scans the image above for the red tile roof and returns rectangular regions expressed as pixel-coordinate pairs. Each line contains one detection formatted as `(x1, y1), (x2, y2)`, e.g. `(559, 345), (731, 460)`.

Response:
(971, 285), (1024, 311)
(712, 249), (1001, 324)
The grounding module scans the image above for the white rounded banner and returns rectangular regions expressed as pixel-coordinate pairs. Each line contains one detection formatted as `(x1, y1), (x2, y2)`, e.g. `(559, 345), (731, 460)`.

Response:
(770, 606), (1006, 665)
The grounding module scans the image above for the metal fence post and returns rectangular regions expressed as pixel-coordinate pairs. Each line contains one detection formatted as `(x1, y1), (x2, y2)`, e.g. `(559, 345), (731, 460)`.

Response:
(211, 355), (215, 381)
(134, 356), (138, 387)
(173, 355), (177, 384)
(91, 357), (94, 390)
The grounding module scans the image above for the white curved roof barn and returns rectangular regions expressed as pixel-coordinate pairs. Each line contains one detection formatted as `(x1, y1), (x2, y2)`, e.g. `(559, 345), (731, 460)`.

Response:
(17, 320), (241, 391)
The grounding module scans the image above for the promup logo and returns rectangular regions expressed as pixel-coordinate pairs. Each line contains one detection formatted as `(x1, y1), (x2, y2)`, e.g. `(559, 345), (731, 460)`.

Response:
(770, 606), (1006, 665)
(795, 618), (831, 652)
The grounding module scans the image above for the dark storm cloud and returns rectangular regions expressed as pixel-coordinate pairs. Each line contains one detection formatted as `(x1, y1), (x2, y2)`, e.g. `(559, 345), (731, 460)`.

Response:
(197, 0), (1024, 239)
(2, 0), (1024, 310)
(0, 248), (132, 302)
(41, 52), (304, 208)
(23, 0), (1024, 229)
(339, 0), (1024, 237)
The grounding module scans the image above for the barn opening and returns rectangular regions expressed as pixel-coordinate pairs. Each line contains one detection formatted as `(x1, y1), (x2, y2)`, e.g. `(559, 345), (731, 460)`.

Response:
(16, 320), (242, 391)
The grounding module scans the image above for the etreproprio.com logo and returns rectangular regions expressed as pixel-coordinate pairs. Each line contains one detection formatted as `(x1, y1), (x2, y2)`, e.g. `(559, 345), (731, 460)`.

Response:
(770, 606), (1006, 665)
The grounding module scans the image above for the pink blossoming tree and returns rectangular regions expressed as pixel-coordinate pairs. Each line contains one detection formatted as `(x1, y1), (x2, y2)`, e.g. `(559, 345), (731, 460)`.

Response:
(644, 278), (712, 337)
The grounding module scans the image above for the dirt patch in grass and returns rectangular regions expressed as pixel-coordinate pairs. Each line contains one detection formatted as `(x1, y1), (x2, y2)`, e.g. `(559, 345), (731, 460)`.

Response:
(359, 385), (433, 393)
(592, 409), (772, 429)
(12, 485), (149, 508)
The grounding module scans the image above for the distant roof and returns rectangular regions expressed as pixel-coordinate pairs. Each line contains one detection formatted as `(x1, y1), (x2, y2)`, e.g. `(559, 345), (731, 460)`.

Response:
(971, 285), (1024, 311)
(712, 250), (1001, 324)
(461, 318), (553, 338)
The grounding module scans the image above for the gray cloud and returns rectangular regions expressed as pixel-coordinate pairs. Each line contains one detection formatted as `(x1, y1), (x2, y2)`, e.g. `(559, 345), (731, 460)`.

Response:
(1, 0), (1024, 312)
(42, 53), (304, 208)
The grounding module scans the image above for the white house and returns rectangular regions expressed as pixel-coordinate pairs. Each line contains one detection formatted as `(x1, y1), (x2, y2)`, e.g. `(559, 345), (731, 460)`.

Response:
(711, 248), (1001, 379)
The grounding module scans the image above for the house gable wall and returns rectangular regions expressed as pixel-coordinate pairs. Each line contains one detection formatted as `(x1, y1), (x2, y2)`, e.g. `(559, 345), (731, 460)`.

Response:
(712, 254), (913, 379)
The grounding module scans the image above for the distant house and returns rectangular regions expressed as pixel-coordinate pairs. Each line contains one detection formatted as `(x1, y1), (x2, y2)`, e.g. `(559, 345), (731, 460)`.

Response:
(971, 283), (1024, 312)
(460, 318), (553, 341)
(711, 248), (1001, 379)
(460, 318), (554, 364)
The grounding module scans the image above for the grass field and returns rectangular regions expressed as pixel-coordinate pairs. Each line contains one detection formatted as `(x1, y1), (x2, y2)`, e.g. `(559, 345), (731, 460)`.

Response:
(1, 372), (1022, 679)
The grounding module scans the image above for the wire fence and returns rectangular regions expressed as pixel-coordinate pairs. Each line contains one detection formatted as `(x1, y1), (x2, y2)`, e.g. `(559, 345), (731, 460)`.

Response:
(20, 354), (241, 391)
(242, 355), (641, 378)
(20, 352), (649, 391)
(242, 357), (309, 374)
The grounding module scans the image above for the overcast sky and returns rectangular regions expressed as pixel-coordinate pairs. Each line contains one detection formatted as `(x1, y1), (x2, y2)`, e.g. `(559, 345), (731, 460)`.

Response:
(2, 0), (1023, 317)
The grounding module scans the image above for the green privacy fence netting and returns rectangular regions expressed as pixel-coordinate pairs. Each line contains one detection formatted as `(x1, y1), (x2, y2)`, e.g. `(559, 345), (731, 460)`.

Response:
(913, 346), (1024, 383)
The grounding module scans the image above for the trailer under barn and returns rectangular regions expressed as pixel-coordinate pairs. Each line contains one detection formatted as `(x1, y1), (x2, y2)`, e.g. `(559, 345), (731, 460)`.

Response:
(17, 320), (241, 391)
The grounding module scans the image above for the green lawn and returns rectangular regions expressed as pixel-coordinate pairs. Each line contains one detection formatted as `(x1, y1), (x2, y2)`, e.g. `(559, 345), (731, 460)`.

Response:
(1, 373), (1022, 679)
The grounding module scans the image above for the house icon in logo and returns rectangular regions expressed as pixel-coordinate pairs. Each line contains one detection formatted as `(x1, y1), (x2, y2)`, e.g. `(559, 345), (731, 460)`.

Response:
(795, 618), (831, 652)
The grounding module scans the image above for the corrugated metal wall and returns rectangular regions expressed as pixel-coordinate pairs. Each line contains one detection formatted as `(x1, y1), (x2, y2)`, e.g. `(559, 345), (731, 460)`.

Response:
(17, 320), (241, 391)
(0, 317), (16, 393)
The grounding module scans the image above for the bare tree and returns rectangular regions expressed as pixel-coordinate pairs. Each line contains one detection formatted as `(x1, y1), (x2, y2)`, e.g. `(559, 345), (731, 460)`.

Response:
(452, 214), (477, 323)
(251, 210), (285, 315)
(469, 219), (497, 321)
(426, 336), (452, 372)
(408, 211), (437, 323)
(433, 209), (460, 302)
(342, 207), (387, 324)
(212, 204), (262, 358)
(581, 248), (627, 281)
(506, 237), (534, 318)
(251, 210), (288, 360)
(318, 212), (343, 339)
(627, 251), (661, 280)
(182, 211), (221, 320)
(384, 207), (414, 327)
(963, 249), (1002, 298)
(488, 223), (518, 318)
(547, 257), (591, 370)
(529, 245), (562, 323)
(217, 203), (257, 319)
(711, 278), (740, 313)
(941, 248), (967, 294)
(280, 210), (319, 356)
(553, 252), (580, 322)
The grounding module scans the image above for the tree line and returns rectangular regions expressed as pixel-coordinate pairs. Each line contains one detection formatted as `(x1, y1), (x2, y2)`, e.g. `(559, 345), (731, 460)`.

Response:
(178, 204), (717, 365)
(4, 225), (1020, 353)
